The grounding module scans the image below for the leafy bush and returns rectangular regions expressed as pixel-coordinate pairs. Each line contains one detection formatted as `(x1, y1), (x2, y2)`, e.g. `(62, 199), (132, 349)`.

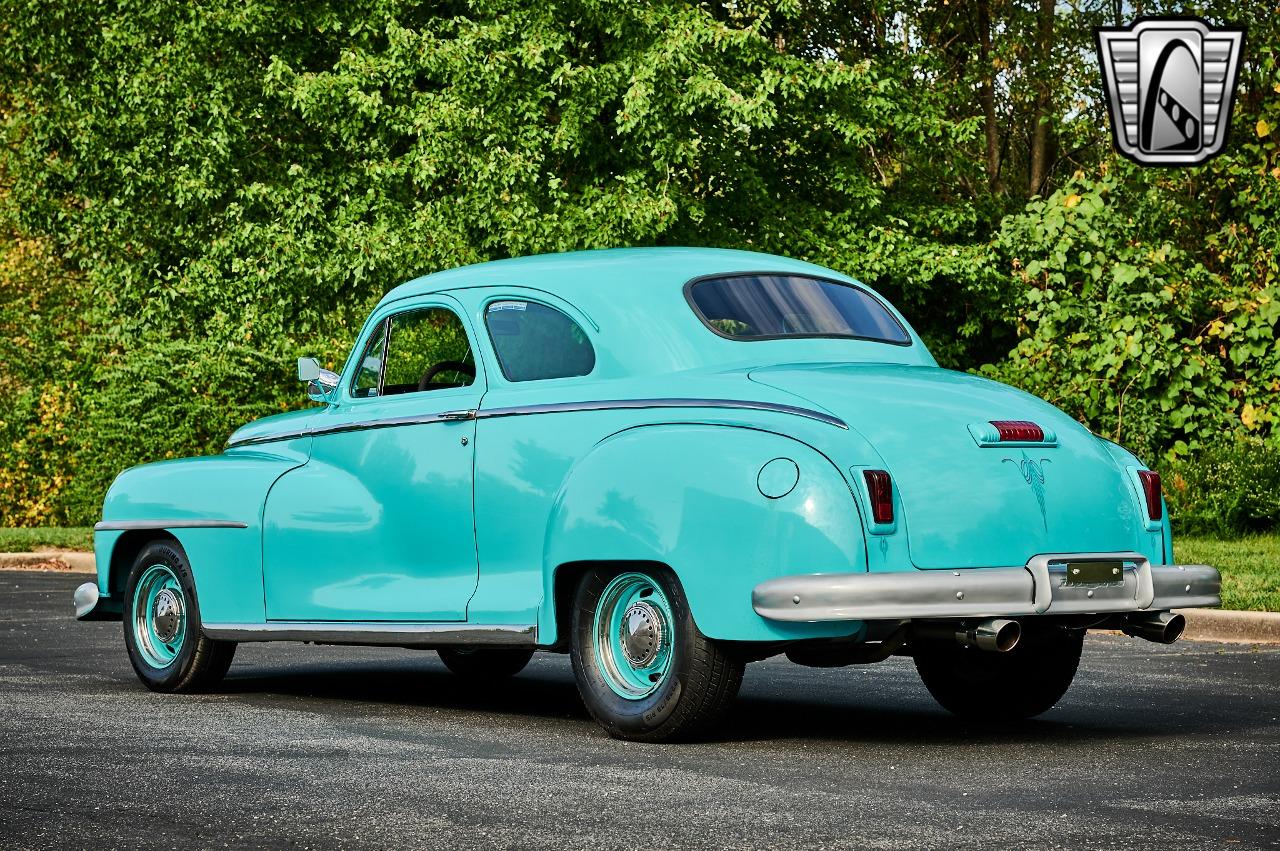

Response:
(0, 1), (1275, 527)
(1162, 439), (1280, 538)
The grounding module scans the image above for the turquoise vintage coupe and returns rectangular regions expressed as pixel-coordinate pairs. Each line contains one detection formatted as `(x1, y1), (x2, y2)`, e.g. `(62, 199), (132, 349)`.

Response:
(76, 248), (1220, 741)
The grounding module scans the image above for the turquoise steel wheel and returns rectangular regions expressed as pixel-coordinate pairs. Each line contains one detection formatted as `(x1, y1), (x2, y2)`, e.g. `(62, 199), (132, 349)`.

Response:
(131, 563), (188, 668)
(122, 540), (237, 693)
(592, 572), (675, 699)
(570, 567), (744, 742)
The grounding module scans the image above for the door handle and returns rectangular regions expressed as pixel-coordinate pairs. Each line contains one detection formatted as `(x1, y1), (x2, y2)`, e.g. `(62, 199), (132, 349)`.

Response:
(439, 409), (477, 421)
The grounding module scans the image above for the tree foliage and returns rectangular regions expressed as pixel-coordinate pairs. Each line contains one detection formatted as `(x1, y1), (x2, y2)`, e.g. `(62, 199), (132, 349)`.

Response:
(0, 0), (1275, 526)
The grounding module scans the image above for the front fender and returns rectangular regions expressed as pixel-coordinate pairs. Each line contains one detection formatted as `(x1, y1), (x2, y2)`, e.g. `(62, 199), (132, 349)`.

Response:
(540, 424), (868, 643)
(95, 441), (310, 623)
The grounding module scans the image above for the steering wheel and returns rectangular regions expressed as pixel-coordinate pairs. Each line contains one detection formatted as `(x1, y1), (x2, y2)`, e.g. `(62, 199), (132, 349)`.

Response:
(417, 360), (476, 391)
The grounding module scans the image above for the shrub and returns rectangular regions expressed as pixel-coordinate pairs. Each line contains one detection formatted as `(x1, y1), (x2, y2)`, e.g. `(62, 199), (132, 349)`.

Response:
(1162, 438), (1280, 538)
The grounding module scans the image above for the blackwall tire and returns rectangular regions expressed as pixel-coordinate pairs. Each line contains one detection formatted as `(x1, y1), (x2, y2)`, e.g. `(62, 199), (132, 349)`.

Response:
(122, 540), (236, 693)
(913, 624), (1083, 720)
(437, 648), (534, 679)
(569, 566), (743, 742)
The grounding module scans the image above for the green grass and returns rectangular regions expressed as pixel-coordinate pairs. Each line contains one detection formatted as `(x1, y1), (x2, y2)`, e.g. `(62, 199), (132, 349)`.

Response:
(0, 526), (93, 552)
(1177, 534), (1280, 613)
(1, 526), (1276, 612)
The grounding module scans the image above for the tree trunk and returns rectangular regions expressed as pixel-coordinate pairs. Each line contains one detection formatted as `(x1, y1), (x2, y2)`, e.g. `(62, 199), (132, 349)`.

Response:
(1027, 0), (1054, 197)
(978, 0), (1001, 190)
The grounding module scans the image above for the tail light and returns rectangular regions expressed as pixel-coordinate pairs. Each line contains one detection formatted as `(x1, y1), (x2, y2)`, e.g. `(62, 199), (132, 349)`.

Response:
(990, 420), (1045, 442)
(1137, 470), (1163, 521)
(862, 470), (894, 524)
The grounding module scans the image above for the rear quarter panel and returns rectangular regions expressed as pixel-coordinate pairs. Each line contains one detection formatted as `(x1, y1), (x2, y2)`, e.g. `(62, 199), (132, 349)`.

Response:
(471, 407), (869, 644)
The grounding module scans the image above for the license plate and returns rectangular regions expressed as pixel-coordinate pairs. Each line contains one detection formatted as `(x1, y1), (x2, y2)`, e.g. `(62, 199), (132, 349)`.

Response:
(1063, 561), (1125, 586)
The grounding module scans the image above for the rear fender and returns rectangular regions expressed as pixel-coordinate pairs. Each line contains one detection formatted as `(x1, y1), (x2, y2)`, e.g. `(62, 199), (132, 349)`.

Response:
(540, 424), (868, 644)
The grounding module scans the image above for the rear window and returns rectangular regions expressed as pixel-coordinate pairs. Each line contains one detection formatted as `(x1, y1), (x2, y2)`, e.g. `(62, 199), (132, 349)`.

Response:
(687, 274), (910, 345)
(485, 300), (596, 381)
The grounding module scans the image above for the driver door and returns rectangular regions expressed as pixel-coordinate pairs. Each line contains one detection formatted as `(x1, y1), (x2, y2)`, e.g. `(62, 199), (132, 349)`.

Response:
(262, 295), (484, 622)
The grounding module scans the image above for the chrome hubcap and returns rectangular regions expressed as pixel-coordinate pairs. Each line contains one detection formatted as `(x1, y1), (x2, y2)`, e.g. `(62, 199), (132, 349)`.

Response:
(131, 563), (187, 669)
(620, 601), (664, 667)
(152, 589), (183, 642)
(592, 573), (675, 700)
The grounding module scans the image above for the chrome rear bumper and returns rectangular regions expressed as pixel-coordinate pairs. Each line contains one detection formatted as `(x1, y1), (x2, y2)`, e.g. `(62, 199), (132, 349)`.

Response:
(752, 552), (1220, 622)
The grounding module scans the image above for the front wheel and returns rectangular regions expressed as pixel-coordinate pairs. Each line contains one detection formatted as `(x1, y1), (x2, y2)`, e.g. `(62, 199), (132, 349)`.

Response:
(912, 624), (1083, 720)
(122, 540), (236, 693)
(570, 567), (744, 742)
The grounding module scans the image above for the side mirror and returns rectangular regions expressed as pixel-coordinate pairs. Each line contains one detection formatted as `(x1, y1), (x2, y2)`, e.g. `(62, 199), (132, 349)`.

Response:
(297, 357), (340, 403)
(297, 357), (321, 382)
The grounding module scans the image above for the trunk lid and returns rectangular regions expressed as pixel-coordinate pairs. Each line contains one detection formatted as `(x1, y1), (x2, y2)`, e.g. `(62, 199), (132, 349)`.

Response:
(750, 363), (1147, 568)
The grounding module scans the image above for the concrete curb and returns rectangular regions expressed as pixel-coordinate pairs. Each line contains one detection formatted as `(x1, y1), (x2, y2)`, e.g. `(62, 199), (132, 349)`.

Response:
(1176, 608), (1280, 644)
(0, 551), (95, 573)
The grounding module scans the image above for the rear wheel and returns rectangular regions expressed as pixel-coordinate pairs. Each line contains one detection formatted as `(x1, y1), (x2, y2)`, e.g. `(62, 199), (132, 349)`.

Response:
(912, 624), (1083, 720)
(570, 567), (743, 742)
(437, 648), (534, 679)
(122, 540), (236, 693)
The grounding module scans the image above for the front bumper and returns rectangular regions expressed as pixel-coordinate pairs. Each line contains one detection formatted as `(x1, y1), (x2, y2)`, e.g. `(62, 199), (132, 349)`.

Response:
(73, 582), (122, 621)
(752, 552), (1220, 622)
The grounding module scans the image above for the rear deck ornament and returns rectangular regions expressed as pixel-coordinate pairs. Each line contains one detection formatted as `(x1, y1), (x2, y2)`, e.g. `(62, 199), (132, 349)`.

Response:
(1096, 17), (1244, 166)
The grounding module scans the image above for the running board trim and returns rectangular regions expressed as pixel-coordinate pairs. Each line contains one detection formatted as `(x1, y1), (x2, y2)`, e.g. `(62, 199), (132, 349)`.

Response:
(202, 622), (537, 647)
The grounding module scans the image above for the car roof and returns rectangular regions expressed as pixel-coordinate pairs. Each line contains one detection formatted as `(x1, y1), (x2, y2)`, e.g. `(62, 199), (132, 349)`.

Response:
(378, 247), (846, 307)
(371, 247), (933, 374)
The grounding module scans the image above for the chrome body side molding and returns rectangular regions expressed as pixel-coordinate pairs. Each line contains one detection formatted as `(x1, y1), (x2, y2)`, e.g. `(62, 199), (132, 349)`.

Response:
(752, 556), (1221, 622)
(224, 397), (848, 448)
(476, 398), (848, 429)
(93, 519), (250, 532)
(201, 622), (538, 647)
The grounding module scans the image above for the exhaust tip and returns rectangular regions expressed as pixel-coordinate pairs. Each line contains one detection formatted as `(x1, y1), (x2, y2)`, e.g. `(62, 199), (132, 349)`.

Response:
(973, 618), (1021, 653)
(1122, 611), (1185, 644)
(1162, 612), (1186, 643)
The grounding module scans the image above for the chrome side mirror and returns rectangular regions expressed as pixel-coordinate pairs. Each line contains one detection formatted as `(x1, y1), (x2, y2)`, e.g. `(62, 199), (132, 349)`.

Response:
(297, 357), (340, 403)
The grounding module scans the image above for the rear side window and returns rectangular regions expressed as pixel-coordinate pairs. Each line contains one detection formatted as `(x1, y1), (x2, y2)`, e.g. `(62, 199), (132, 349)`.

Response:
(687, 274), (910, 345)
(485, 300), (595, 382)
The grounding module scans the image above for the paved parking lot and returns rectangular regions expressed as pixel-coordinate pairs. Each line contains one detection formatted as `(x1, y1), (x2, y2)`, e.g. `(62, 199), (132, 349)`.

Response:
(1, 570), (1277, 849)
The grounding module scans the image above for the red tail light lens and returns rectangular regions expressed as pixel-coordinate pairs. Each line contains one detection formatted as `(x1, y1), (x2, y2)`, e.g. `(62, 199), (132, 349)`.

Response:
(863, 470), (894, 525)
(990, 420), (1045, 442)
(1137, 470), (1163, 521)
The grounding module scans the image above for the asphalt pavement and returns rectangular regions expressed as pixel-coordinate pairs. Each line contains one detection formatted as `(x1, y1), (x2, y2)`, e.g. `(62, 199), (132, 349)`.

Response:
(1, 570), (1277, 850)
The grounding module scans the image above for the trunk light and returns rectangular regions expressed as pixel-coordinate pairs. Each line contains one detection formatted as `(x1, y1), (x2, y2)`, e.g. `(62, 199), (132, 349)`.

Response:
(1137, 470), (1163, 521)
(990, 420), (1045, 442)
(863, 470), (894, 525)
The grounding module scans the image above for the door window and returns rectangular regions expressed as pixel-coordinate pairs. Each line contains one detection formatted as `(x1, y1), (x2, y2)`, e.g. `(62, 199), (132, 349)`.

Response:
(350, 307), (476, 398)
(484, 300), (596, 381)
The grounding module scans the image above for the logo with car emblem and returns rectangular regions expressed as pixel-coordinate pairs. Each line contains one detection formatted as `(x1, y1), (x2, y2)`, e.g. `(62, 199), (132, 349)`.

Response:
(1004, 453), (1051, 530)
(1095, 17), (1244, 166)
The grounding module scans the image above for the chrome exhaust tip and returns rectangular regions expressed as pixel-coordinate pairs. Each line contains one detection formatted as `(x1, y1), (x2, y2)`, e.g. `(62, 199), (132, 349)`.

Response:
(1122, 611), (1185, 644)
(912, 618), (1021, 652)
(968, 618), (1021, 653)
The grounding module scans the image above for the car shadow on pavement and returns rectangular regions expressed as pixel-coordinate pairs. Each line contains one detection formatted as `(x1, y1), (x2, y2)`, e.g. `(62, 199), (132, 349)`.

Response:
(211, 655), (1237, 747)
(218, 659), (594, 723)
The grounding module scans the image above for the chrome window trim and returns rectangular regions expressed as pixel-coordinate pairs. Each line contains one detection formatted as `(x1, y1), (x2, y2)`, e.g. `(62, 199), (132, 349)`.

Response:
(225, 397), (848, 447)
(94, 519), (250, 532)
(202, 621), (537, 647)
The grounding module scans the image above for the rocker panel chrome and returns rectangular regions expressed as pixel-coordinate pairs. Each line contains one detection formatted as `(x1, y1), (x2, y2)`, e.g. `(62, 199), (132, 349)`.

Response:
(753, 556), (1221, 622)
(201, 621), (537, 647)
